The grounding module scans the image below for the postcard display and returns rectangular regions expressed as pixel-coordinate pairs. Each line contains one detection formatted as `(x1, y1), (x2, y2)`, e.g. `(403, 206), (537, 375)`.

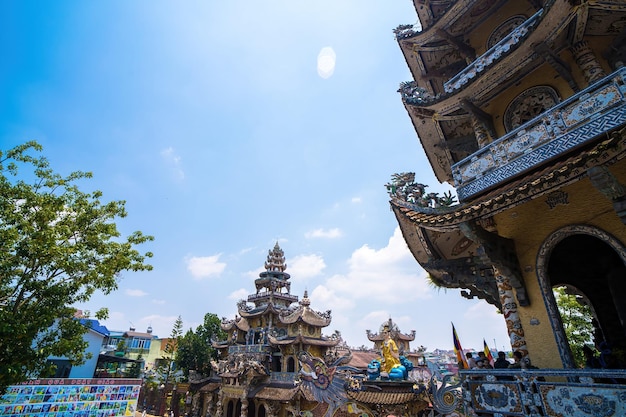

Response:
(0, 379), (141, 417)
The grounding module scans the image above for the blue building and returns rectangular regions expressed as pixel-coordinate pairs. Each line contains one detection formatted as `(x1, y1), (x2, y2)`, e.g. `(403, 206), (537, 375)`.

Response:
(46, 318), (109, 378)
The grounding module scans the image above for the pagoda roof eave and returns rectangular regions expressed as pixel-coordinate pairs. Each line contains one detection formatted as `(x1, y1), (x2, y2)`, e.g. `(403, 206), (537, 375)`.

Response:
(390, 129), (626, 232)
(389, 129), (626, 306)
(221, 317), (250, 332)
(396, 0), (504, 44)
(239, 303), (283, 318)
(212, 341), (230, 350)
(346, 381), (428, 407)
(399, 2), (568, 114)
(267, 334), (340, 347)
(400, 38), (542, 114)
(279, 307), (332, 327)
(252, 386), (301, 401)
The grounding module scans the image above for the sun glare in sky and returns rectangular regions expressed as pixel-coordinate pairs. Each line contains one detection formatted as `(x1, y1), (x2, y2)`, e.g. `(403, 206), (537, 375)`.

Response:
(317, 46), (336, 79)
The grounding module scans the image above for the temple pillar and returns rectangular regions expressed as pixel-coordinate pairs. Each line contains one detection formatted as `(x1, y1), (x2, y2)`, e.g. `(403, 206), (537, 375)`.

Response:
(265, 401), (278, 417)
(494, 266), (528, 356)
(472, 115), (491, 148)
(214, 392), (223, 417)
(572, 41), (606, 84)
(204, 394), (214, 417)
(240, 398), (248, 417)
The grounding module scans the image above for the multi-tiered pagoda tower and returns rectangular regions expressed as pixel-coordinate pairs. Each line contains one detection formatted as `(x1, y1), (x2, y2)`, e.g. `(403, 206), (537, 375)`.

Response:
(206, 243), (345, 417)
(201, 245), (430, 417)
(388, 0), (626, 415)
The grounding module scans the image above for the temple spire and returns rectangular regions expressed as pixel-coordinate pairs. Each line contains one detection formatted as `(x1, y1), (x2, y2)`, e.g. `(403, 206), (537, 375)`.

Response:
(265, 242), (287, 272)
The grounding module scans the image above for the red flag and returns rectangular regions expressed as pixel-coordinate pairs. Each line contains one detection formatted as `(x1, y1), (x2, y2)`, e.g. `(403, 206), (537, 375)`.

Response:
(483, 339), (494, 365)
(452, 323), (468, 369)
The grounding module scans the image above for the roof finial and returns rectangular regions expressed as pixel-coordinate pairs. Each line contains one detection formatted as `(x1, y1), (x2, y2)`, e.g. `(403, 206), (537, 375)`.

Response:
(300, 289), (311, 306)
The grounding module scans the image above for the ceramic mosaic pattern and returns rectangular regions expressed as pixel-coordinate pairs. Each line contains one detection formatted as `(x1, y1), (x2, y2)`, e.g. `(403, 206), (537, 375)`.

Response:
(495, 269), (527, 354)
(561, 84), (621, 127)
(444, 10), (543, 94)
(459, 370), (626, 417)
(0, 379), (141, 417)
(453, 68), (626, 201)
(538, 383), (626, 417)
(466, 381), (523, 415)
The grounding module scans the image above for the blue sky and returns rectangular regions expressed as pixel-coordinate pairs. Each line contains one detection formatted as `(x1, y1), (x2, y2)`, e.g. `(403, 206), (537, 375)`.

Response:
(1, 1), (511, 352)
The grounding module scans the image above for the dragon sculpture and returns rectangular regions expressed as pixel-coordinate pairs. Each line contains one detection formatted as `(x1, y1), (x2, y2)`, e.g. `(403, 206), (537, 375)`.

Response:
(296, 351), (361, 417)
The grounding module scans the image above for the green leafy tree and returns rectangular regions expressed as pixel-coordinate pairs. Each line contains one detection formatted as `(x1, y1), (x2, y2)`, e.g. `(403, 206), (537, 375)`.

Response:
(554, 286), (595, 366)
(176, 313), (225, 378)
(116, 339), (128, 356)
(126, 353), (143, 378)
(157, 316), (184, 385)
(0, 141), (153, 393)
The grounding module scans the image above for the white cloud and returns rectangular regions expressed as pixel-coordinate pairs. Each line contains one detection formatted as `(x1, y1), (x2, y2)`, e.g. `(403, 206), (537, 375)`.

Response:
(139, 314), (180, 338)
(228, 288), (249, 301)
(323, 227), (431, 302)
(359, 310), (391, 332)
(186, 254), (226, 279)
(245, 266), (265, 280)
(108, 310), (125, 322)
(351, 197), (362, 203)
(152, 299), (166, 305)
(288, 254), (326, 281)
(305, 228), (343, 239)
(465, 301), (501, 320)
(125, 289), (147, 297)
(239, 247), (254, 255)
(160, 147), (185, 180)
(310, 285), (355, 310)
(308, 224), (431, 309)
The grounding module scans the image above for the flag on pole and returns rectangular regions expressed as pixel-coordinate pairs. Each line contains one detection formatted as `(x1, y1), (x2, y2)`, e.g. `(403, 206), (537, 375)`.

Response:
(483, 339), (494, 365)
(452, 323), (468, 369)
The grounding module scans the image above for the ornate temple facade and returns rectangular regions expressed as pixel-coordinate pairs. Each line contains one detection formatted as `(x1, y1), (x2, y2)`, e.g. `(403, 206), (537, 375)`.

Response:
(193, 244), (429, 417)
(388, 0), (626, 415)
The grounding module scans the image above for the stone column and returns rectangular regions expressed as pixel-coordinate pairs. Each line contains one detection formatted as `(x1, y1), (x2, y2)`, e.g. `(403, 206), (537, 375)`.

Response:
(240, 398), (248, 417)
(214, 392), (223, 417)
(204, 394), (214, 417)
(572, 41), (606, 84)
(494, 266), (528, 356)
(472, 115), (491, 148)
(266, 401), (278, 417)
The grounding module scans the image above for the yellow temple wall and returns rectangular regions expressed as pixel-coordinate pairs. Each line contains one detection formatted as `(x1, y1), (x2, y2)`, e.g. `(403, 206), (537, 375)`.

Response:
(466, 3), (618, 141)
(484, 62), (576, 139)
(466, 1), (537, 56)
(493, 158), (626, 368)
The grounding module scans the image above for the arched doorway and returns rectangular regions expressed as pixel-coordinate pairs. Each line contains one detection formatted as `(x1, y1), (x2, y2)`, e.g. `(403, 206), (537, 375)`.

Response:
(537, 225), (626, 367)
(226, 400), (234, 417)
(247, 399), (256, 417)
(271, 353), (282, 372)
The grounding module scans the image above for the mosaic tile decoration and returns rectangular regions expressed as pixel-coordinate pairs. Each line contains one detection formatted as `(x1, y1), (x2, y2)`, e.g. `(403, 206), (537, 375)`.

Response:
(453, 68), (626, 201)
(0, 379), (141, 417)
